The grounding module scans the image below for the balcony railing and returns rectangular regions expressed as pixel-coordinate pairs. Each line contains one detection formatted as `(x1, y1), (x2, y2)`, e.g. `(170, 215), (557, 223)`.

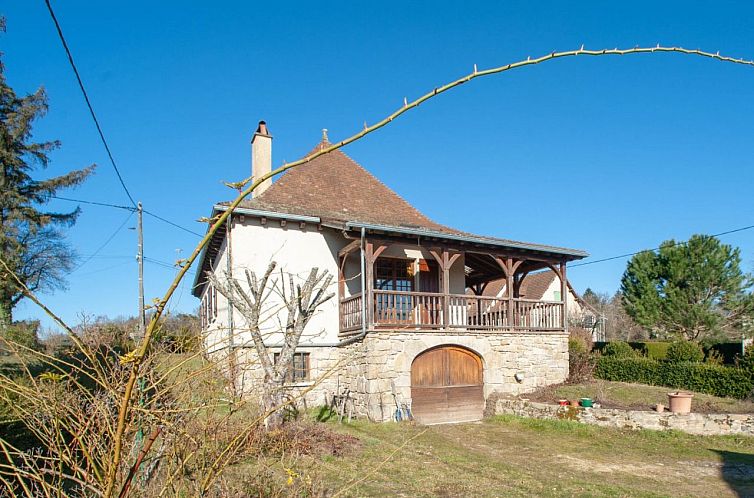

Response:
(339, 289), (565, 335)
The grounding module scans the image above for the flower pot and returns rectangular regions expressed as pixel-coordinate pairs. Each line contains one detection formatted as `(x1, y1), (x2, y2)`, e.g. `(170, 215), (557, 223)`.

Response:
(558, 399), (569, 406)
(655, 403), (665, 413)
(667, 392), (693, 414)
(579, 398), (593, 408)
(569, 400), (579, 407)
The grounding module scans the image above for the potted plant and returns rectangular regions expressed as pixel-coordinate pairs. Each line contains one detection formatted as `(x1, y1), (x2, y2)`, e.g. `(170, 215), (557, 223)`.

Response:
(667, 392), (693, 413)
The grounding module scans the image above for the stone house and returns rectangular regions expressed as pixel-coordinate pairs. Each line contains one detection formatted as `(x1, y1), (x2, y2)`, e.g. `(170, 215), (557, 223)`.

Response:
(194, 122), (589, 424)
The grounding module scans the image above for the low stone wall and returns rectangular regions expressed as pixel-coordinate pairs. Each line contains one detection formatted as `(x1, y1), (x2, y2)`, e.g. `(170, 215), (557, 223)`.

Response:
(491, 397), (754, 437)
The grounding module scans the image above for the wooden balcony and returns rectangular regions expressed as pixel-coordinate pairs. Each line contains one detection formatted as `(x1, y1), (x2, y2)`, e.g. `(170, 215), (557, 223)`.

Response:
(339, 290), (565, 336)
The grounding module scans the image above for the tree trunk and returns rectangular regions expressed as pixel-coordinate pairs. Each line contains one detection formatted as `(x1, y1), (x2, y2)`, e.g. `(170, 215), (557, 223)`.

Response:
(262, 378), (286, 430)
(0, 299), (12, 333)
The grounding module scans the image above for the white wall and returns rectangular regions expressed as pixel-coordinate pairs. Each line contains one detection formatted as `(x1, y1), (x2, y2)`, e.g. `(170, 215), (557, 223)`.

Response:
(204, 218), (343, 349)
(202, 238), (230, 353)
(201, 223), (472, 349)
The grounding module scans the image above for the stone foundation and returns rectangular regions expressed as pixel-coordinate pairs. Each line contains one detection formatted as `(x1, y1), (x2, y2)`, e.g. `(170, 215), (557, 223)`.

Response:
(344, 331), (569, 421)
(218, 331), (569, 422)
(491, 398), (754, 437)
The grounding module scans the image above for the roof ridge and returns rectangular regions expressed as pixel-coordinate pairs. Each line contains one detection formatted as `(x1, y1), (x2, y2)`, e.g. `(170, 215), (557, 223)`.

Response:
(252, 137), (458, 232)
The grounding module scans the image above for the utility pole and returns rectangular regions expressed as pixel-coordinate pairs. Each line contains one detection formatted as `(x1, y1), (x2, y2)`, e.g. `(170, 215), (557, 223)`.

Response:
(137, 202), (146, 338)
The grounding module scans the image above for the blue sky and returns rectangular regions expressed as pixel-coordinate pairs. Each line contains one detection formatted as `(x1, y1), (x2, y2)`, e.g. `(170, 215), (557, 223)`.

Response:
(4, 1), (754, 331)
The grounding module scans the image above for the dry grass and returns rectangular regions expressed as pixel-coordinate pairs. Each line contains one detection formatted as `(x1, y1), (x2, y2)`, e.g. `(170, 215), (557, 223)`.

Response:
(529, 380), (754, 414)
(288, 416), (754, 497)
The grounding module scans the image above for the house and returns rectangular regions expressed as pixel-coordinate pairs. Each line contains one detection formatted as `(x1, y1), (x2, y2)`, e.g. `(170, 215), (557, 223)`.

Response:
(478, 271), (605, 342)
(194, 122), (589, 424)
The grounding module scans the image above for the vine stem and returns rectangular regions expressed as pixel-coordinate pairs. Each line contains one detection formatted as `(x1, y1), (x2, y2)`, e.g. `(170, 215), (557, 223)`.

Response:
(101, 44), (754, 497)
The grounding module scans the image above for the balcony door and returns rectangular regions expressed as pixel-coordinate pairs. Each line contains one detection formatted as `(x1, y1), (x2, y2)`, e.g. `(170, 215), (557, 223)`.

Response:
(373, 257), (442, 327)
(374, 258), (414, 324)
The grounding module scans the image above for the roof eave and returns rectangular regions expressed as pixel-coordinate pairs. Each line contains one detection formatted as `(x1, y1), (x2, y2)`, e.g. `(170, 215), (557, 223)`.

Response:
(192, 206), (324, 297)
(345, 221), (589, 260)
(191, 206), (222, 297)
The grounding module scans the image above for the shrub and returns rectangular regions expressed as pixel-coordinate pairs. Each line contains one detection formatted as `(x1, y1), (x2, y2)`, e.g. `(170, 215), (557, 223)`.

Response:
(705, 349), (724, 366)
(1, 320), (41, 354)
(594, 357), (754, 399)
(666, 341), (704, 363)
(602, 341), (638, 358)
(568, 336), (594, 383)
(736, 344), (754, 374)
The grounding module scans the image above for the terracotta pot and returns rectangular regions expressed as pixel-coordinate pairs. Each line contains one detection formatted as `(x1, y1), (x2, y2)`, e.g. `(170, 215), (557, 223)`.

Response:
(569, 400), (579, 407)
(667, 392), (693, 414)
(655, 403), (665, 413)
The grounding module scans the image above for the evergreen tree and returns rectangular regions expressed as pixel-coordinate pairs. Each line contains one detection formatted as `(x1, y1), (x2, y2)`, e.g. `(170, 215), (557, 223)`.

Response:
(621, 234), (754, 341)
(0, 19), (95, 330)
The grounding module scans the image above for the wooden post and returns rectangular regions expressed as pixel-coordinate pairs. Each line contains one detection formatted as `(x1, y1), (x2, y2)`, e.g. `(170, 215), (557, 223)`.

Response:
(364, 241), (387, 330)
(560, 261), (568, 333)
(430, 248), (461, 328)
(492, 256), (522, 330)
(338, 254), (348, 334)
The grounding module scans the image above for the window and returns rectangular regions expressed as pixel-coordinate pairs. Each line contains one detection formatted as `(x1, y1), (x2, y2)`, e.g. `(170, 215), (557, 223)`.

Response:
(553, 290), (562, 302)
(200, 285), (219, 329)
(374, 258), (414, 323)
(374, 258), (413, 292)
(273, 352), (310, 382)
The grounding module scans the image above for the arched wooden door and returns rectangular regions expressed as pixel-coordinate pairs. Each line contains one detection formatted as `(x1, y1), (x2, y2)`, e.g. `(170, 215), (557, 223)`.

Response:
(411, 346), (484, 424)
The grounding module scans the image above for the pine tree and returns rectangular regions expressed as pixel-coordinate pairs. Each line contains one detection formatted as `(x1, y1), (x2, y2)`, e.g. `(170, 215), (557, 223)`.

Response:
(621, 234), (754, 341)
(0, 19), (95, 330)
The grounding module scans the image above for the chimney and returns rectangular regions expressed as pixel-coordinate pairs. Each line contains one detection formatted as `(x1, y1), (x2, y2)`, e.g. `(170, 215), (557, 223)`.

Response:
(251, 120), (272, 196)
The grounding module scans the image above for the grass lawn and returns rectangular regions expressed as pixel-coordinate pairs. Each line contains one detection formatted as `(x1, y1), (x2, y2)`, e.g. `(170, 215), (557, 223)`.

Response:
(528, 380), (754, 414)
(286, 416), (754, 497)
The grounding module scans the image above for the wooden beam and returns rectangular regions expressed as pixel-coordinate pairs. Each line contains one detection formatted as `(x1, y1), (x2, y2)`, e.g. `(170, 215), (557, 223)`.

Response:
(364, 240), (389, 329)
(513, 271), (529, 298)
(338, 239), (361, 258)
(338, 253), (349, 301)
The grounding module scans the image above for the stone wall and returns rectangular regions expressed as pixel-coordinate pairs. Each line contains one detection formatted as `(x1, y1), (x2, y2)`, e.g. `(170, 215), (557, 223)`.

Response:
(215, 331), (569, 422)
(491, 398), (754, 437)
(229, 345), (347, 409)
(338, 331), (569, 422)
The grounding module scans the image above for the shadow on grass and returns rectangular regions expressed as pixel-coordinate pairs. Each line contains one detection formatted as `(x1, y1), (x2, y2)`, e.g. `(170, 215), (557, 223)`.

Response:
(713, 450), (754, 498)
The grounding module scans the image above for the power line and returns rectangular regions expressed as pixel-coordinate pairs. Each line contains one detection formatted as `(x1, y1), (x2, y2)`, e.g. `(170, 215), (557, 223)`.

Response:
(143, 209), (203, 237)
(571, 223), (754, 268)
(51, 195), (202, 237)
(68, 211), (135, 274)
(50, 195), (134, 212)
(43, 0), (137, 207)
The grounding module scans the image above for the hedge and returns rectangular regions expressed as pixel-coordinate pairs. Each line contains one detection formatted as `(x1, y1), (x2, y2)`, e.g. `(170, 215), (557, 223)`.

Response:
(643, 342), (670, 360)
(593, 341), (743, 363)
(594, 357), (754, 399)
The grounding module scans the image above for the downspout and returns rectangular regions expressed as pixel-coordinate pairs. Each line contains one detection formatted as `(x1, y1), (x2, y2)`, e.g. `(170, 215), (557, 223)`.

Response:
(337, 226), (368, 347)
(225, 217), (239, 397)
(226, 217), (234, 350)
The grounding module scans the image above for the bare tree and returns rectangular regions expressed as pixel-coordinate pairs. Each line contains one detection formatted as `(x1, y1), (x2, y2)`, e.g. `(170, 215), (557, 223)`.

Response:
(208, 261), (334, 429)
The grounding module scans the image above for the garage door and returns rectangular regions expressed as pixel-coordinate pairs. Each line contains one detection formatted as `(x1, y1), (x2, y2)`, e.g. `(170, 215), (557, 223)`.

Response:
(411, 346), (484, 424)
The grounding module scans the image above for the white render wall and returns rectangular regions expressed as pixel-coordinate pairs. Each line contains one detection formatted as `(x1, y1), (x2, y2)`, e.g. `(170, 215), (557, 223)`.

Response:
(202, 238), (230, 353)
(223, 217), (343, 347)
(201, 220), (470, 351)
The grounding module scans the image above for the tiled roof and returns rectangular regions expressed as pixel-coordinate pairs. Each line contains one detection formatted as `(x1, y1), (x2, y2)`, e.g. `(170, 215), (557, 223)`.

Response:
(483, 271), (558, 300)
(237, 139), (453, 232)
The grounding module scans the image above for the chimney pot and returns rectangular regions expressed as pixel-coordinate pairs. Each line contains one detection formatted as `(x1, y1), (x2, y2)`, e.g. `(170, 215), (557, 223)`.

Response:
(251, 120), (272, 196)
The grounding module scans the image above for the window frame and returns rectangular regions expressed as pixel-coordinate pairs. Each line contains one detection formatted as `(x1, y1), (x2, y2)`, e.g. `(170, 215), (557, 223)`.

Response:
(273, 352), (311, 383)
